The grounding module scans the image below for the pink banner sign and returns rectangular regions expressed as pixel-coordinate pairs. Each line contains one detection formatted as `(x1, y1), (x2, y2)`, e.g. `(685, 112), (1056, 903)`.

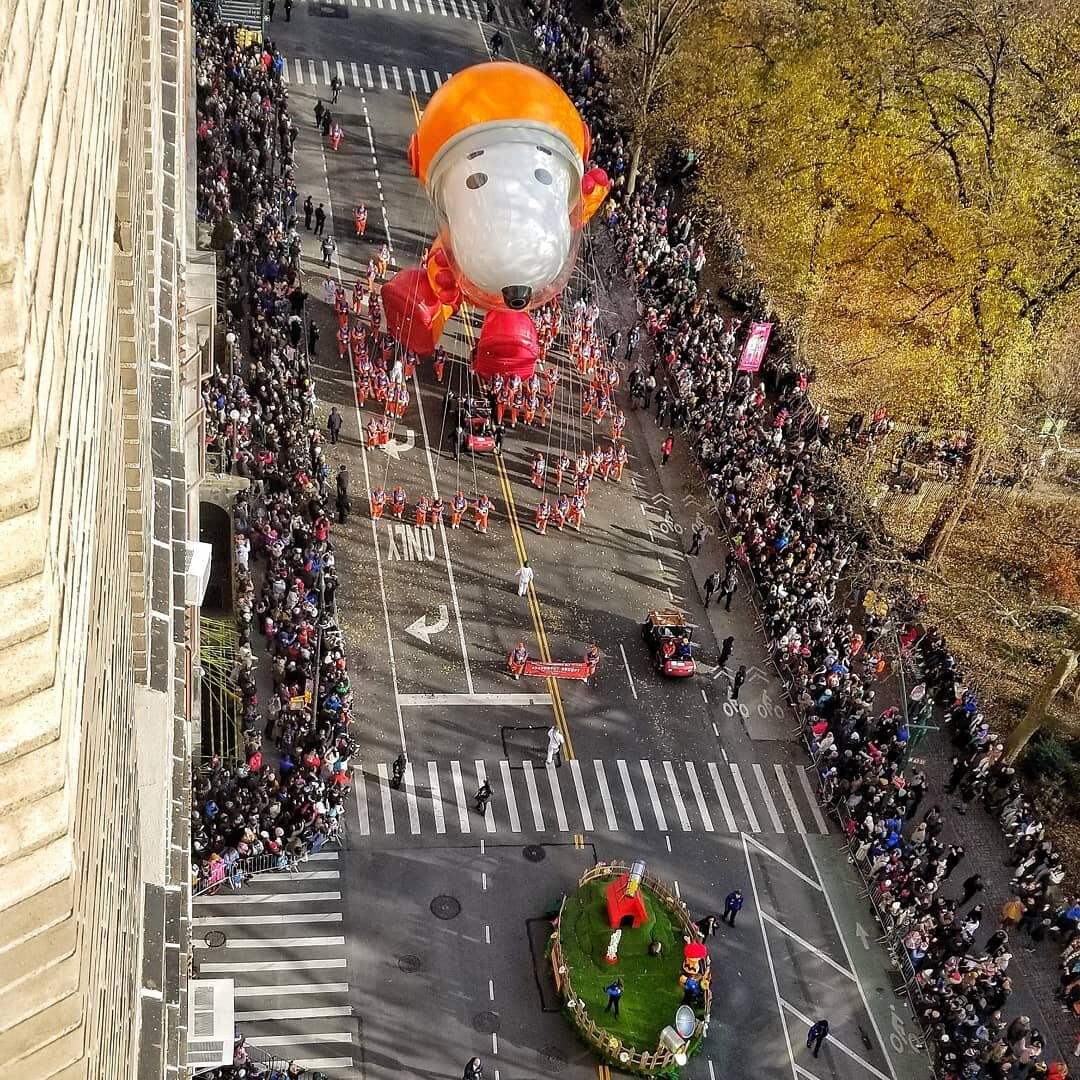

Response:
(738, 322), (774, 372)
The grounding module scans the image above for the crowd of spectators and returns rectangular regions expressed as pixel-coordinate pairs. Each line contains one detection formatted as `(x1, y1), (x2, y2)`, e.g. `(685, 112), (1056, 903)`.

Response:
(190, 10), (354, 940)
(527, 0), (1076, 1074)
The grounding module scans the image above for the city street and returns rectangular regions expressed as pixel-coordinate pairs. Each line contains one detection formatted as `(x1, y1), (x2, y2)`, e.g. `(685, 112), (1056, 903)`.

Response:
(194, 7), (934, 1080)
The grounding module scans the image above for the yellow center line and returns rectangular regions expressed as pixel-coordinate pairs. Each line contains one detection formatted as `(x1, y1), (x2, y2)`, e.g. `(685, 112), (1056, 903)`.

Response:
(458, 302), (575, 759)
(409, 92), (421, 127)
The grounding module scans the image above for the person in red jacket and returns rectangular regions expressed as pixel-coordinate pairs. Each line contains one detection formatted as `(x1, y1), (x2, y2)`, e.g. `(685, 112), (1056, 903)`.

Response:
(661, 432), (674, 465)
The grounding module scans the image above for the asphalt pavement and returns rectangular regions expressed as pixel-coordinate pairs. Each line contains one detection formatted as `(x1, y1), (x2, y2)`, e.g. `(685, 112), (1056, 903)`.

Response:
(197, 6), (938, 1078)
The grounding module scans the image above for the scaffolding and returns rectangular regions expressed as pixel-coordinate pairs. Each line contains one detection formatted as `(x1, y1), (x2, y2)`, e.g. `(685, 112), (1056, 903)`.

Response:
(199, 617), (242, 760)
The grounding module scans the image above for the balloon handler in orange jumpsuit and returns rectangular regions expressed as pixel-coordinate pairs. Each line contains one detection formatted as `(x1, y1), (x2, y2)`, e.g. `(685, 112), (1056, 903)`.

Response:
(584, 644), (601, 684)
(508, 641), (529, 680)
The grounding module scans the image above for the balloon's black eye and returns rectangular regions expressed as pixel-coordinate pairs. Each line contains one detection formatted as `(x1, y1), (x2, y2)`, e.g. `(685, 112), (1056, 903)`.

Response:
(466, 173), (488, 189)
(534, 168), (553, 185)
(467, 149), (485, 159)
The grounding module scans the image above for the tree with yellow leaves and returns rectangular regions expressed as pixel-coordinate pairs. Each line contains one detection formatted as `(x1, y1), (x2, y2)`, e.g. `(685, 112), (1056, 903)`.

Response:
(655, 0), (1080, 564)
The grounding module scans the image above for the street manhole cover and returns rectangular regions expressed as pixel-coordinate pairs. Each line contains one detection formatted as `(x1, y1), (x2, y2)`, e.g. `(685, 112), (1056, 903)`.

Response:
(473, 1011), (501, 1034)
(523, 844), (546, 862)
(431, 895), (461, 920)
(398, 954), (423, 973)
(203, 930), (226, 948)
(541, 1045), (567, 1071)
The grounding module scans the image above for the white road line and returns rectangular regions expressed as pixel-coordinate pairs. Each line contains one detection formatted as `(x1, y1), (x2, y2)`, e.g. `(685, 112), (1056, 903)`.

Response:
(744, 833), (823, 891)
(404, 762), (421, 835)
(445, 72), (454, 83)
(420, 68), (431, 93)
(433, 69), (443, 86)
(428, 760), (446, 834)
(683, 762), (714, 831)
(282, 61), (290, 83)
(781, 999), (891, 1080)
(398, 691), (543, 705)
(797, 766), (830, 834)
(801, 836), (898, 1080)
(426, 0), (435, 12)
(234, 983), (351, 998)
(448, 0), (459, 13)
(408, 372), (475, 694)
(568, 759), (594, 832)
(199, 959), (347, 973)
(406, 68), (417, 93)
(194, 913), (342, 926)
(759, 912), (856, 980)
(389, 0), (396, 8)
(364, 63), (374, 87)
(340, 139), (407, 759)
(350, 62), (360, 87)
(618, 643), (638, 700)
(354, 770), (371, 834)
(639, 760), (668, 831)
(729, 764), (761, 832)
(451, 760), (471, 833)
(322, 60), (331, 83)
(773, 765), (806, 834)
(476, 760), (495, 833)
(336, 61), (345, 87)
(662, 760), (691, 831)
(247, 1033), (353, 1046)
(308, 60), (317, 83)
(377, 763), (396, 834)
(521, 761), (545, 830)
(391, 65), (402, 91)
(616, 759), (644, 830)
(753, 763), (784, 831)
(236, 1006), (353, 1022)
(499, 760), (522, 833)
(306, 852), (339, 862)
(194, 891), (342, 906)
(437, 0), (447, 13)
(288, 871), (341, 881)
(378, 65), (388, 89)
(402, 0), (409, 8)
(593, 761), (618, 830)
(707, 762), (738, 830)
(225, 936), (346, 949)
(292, 1062), (354, 1073)
(743, 835), (800, 1080)
(546, 763), (569, 831)
(295, 58), (303, 83)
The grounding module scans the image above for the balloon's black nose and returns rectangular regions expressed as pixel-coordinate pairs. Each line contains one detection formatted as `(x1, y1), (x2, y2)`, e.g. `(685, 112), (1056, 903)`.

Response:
(502, 285), (532, 310)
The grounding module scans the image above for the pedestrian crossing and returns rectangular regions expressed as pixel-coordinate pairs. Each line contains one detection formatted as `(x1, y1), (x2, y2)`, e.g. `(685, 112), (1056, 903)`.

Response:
(354, 758), (831, 837)
(193, 852), (356, 1075)
(308, 0), (530, 27)
(282, 55), (456, 97)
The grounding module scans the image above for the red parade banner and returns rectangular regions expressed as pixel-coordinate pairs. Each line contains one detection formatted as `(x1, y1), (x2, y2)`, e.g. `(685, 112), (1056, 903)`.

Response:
(523, 659), (590, 680)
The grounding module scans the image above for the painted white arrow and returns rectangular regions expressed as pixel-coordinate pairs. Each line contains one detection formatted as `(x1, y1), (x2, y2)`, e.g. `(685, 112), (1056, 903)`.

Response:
(854, 922), (871, 950)
(381, 428), (416, 460)
(404, 604), (449, 645)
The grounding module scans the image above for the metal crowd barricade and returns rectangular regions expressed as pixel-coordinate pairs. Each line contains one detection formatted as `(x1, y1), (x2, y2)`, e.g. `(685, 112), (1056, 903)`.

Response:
(194, 851), (302, 897)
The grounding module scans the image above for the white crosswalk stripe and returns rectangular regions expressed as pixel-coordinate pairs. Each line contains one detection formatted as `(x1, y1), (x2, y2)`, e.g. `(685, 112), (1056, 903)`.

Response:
(617, 758), (644, 830)
(281, 55), (457, 97)
(522, 760), (545, 830)
(353, 758), (827, 837)
(312, 0), (526, 20)
(639, 759), (668, 831)
(194, 875), (356, 1071)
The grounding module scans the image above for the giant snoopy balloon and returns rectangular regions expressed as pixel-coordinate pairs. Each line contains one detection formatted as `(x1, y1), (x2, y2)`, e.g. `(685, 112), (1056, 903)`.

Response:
(381, 61), (610, 379)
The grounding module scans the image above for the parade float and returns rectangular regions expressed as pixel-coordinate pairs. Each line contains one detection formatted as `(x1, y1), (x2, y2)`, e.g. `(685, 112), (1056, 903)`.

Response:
(549, 862), (710, 1074)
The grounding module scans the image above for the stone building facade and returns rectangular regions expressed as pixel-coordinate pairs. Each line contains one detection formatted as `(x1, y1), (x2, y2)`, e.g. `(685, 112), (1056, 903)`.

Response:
(0, 0), (207, 1073)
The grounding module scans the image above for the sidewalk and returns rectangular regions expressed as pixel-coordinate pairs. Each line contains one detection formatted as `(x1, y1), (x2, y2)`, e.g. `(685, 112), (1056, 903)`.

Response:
(591, 230), (1078, 1066)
